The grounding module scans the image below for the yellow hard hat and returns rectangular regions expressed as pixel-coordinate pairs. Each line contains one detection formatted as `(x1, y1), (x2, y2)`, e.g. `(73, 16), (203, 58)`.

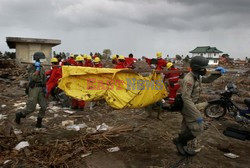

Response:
(156, 52), (162, 58)
(87, 55), (92, 60)
(118, 55), (125, 60)
(167, 62), (173, 69)
(112, 55), (117, 60)
(76, 55), (84, 62)
(50, 57), (58, 63)
(94, 57), (101, 63)
(83, 54), (87, 59)
(70, 53), (74, 57)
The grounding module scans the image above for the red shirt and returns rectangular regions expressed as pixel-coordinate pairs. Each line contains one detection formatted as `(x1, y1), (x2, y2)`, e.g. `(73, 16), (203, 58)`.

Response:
(145, 58), (167, 70)
(164, 67), (180, 83)
(46, 67), (62, 95)
(67, 57), (77, 66)
(125, 57), (137, 69)
(84, 60), (93, 67)
(115, 62), (127, 69)
(94, 63), (103, 68)
(76, 62), (84, 66)
(45, 70), (52, 76)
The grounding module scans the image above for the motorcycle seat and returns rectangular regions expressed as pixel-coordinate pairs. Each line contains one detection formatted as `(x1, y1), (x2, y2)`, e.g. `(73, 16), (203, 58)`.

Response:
(244, 98), (250, 108)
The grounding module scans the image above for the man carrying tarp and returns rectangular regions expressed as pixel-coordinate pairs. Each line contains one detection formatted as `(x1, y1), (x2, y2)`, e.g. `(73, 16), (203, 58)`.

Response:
(93, 57), (103, 68)
(164, 62), (181, 105)
(71, 55), (85, 110)
(66, 54), (77, 66)
(115, 55), (127, 69)
(46, 57), (62, 99)
(84, 55), (94, 67)
(15, 52), (47, 128)
(125, 53), (137, 69)
(143, 52), (167, 70)
(75, 55), (84, 66)
(111, 54), (119, 65)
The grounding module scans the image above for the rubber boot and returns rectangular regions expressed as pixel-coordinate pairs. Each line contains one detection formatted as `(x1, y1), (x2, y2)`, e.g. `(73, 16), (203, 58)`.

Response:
(180, 131), (196, 156)
(173, 131), (196, 156)
(35, 117), (45, 128)
(173, 135), (186, 155)
(15, 112), (25, 124)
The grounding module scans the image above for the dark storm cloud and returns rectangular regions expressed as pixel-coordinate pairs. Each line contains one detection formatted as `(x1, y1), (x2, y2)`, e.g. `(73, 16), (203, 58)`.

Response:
(0, 0), (249, 58)
(1, 0), (249, 31)
(117, 0), (250, 31)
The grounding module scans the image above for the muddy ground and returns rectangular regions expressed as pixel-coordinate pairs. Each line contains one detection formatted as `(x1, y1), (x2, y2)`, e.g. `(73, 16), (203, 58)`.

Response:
(0, 62), (250, 168)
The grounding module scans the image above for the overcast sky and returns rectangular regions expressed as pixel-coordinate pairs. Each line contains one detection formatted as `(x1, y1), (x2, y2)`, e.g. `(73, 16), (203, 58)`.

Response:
(1, 0), (250, 59)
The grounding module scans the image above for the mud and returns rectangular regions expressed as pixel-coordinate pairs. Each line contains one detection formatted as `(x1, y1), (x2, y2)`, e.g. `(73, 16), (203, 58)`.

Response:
(0, 61), (250, 168)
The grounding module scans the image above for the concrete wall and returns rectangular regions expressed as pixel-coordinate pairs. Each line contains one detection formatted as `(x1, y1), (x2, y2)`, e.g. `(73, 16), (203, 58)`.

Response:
(15, 43), (53, 63)
(16, 44), (29, 62)
(208, 59), (219, 66)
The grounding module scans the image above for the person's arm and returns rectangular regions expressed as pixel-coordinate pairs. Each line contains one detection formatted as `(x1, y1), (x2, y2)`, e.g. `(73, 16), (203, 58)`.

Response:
(201, 73), (221, 83)
(145, 58), (152, 65)
(202, 67), (226, 83)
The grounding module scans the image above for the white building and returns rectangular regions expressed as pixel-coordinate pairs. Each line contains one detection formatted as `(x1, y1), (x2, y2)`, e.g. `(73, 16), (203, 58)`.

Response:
(189, 46), (223, 66)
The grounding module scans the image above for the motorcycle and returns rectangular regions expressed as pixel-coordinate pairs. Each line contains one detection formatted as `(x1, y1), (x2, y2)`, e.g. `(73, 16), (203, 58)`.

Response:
(204, 83), (250, 124)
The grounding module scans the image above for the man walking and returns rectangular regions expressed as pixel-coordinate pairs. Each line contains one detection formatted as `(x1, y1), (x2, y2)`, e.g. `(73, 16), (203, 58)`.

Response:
(15, 52), (47, 128)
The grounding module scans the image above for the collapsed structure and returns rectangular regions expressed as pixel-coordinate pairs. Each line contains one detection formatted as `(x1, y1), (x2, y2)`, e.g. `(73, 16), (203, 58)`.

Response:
(6, 37), (61, 63)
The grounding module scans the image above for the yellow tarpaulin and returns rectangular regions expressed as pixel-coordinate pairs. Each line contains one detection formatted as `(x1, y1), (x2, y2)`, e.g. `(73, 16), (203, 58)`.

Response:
(58, 66), (168, 109)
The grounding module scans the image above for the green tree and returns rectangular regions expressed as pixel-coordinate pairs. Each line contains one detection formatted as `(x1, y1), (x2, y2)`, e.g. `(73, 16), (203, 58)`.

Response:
(102, 49), (112, 60)
(53, 51), (57, 56)
(183, 55), (190, 63)
(175, 54), (182, 60)
(4, 51), (16, 59)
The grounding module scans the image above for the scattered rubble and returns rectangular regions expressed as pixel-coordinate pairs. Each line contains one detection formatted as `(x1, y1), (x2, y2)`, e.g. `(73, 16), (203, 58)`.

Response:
(224, 153), (240, 159)
(0, 59), (249, 167)
(107, 146), (120, 152)
(14, 141), (30, 151)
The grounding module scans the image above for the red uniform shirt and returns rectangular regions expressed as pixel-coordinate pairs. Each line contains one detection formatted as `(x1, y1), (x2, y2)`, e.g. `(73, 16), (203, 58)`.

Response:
(67, 57), (77, 66)
(46, 67), (62, 95)
(76, 62), (84, 66)
(84, 60), (93, 67)
(94, 63), (103, 68)
(164, 67), (180, 83)
(115, 62), (127, 69)
(45, 70), (52, 76)
(125, 57), (137, 69)
(145, 58), (167, 70)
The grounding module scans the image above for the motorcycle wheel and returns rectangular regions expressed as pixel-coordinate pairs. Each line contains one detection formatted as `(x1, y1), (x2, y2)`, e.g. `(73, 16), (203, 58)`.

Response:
(204, 104), (226, 119)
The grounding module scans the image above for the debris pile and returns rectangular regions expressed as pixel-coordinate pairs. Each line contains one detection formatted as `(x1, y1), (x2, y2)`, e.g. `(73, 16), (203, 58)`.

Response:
(0, 122), (132, 167)
(0, 59), (27, 81)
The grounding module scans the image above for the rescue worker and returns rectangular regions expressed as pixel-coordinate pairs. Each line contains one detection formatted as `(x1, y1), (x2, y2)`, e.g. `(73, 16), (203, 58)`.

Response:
(174, 56), (225, 156)
(114, 55), (127, 69)
(93, 57), (103, 68)
(15, 52), (47, 128)
(46, 58), (62, 98)
(75, 55), (84, 66)
(93, 53), (98, 59)
(67, 54), (77, 66)
(55, 55), (63, 66)
(71, 55), (85, 110)
(143, 52), (167, 70)
(164, 62), (181, 105)
(84, 55), (93, 67)
(125, 53), (137, 69)
(111, 54), (118, 64)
